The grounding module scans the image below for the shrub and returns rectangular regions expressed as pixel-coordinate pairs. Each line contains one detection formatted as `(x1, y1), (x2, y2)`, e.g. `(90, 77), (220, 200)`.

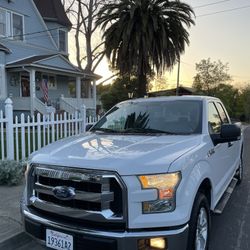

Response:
(0, 160), (26, 185)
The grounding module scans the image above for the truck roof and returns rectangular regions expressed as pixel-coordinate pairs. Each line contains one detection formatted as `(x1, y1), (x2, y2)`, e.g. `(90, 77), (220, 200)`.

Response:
(120, 95), (220, 104)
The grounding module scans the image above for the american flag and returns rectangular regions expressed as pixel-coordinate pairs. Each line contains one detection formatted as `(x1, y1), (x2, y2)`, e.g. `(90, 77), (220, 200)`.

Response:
(40, 79), (48, 103)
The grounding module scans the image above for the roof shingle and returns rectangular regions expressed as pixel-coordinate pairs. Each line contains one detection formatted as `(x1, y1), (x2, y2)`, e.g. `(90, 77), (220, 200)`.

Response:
(34, 0), (72, 28)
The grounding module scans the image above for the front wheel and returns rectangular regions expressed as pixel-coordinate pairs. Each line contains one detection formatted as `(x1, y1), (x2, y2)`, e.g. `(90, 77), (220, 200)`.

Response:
(187, 193), (211, 250)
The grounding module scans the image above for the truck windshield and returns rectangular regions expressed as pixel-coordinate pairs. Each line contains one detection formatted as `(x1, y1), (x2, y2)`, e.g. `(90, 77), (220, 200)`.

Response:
(91, 100), (202, 135)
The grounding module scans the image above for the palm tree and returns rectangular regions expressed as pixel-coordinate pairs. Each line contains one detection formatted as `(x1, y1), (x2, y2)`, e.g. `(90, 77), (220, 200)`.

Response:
(97, 0), (195, 97)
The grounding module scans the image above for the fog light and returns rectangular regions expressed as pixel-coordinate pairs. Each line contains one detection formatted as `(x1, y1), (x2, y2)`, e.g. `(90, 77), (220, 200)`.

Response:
(138, 238), (167, 250)
(150, 238), (166, 249)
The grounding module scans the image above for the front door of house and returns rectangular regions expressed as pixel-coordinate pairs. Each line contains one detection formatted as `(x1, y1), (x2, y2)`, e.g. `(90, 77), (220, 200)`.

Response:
(21, 74), (30, 97)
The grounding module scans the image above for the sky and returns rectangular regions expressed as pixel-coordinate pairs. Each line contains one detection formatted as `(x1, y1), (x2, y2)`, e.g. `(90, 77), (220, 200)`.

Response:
(71, 0), (250, 89)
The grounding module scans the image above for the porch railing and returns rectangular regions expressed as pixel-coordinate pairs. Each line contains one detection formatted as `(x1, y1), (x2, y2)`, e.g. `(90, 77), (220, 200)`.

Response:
(59, 96), (79, 114)
(60, 96), (96, 114)
(34, 98), (56, 115)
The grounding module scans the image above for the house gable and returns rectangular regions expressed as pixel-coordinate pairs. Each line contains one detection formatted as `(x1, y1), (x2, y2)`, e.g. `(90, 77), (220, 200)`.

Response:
(36, 55), (79, 73)
(6, 54), (84, 76)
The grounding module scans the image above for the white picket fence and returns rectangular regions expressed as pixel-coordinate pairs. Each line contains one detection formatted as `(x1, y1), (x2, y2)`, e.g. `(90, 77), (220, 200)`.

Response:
(0, 98), (98, 161)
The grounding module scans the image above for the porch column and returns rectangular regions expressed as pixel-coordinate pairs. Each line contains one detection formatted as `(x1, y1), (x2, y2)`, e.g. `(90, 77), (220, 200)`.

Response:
(93, 79), (96, 114)
(30, 69), (36, 116)
(76, 76), (81, 99)
(0, 64), (7, 99)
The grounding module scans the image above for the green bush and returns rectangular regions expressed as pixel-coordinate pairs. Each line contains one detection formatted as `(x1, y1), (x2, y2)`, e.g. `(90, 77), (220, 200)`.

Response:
(0, 160), (26, 185)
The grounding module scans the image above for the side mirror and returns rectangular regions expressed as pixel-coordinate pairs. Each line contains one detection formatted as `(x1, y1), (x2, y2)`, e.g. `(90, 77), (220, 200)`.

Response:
(86, 124), (93, 131)
(212, 124), (241, 145)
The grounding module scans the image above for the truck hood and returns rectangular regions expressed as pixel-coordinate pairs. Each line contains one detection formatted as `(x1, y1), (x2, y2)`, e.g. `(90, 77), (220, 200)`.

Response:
(31, 132), (201, 175)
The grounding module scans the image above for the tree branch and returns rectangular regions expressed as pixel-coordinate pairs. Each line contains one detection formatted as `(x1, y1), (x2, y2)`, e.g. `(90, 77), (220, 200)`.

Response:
(93, 52), (105, 71)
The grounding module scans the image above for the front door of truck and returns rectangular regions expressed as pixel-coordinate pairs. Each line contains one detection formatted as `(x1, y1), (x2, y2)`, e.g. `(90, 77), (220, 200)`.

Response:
(207, 102), (234, 203)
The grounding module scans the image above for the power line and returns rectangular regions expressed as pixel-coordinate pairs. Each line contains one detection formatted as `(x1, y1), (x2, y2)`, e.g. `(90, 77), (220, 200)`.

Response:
(193, 0), (231, 9)
(197, 5), (250, 17)
(0, 25), (77, 42)
(0, 4), (248, 41)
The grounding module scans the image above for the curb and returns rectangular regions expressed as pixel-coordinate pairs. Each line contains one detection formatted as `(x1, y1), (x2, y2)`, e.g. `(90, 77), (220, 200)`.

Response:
(0, 231), (30, 250)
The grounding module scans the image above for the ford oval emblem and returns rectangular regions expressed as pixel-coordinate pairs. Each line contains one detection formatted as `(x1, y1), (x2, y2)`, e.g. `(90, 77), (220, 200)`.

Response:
(52, 186), (76, 200)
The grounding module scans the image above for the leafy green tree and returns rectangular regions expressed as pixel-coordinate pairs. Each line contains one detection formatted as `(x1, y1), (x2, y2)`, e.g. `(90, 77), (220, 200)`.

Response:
(213, 83), (239, 118)
(97, 0), (195, 97)
(99, 75), (138, 111)
(239, 84), (250, 121)
(193, 58), (232, 95)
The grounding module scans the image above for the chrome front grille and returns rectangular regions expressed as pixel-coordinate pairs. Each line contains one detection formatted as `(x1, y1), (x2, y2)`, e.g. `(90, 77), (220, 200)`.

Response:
(27, 165), (126, 226)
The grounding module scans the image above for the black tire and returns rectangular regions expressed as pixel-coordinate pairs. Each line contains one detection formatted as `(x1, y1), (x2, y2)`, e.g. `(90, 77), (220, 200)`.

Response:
(235, 150), (243, 185)
(187, 192), (211, 250)
(235, 156), (243, 185)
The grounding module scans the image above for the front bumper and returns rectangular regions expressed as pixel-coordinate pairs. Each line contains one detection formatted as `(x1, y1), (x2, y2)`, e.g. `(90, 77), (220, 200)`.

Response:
(22, 206), (189, 250)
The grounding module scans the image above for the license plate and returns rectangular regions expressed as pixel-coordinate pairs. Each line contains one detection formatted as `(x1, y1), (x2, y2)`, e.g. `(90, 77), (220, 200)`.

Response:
(46, 229), (73, 250)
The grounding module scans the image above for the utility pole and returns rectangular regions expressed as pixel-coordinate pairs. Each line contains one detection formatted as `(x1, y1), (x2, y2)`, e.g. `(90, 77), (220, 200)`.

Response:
(176, 57), (180, 96)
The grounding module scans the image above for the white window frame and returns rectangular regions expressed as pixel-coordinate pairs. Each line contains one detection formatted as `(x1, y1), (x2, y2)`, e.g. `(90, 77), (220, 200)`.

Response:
(12, 12), (24, 41)
(42, 74), (57, 90)
(0, 7), (24, 40)
(58, 29), (68, 52)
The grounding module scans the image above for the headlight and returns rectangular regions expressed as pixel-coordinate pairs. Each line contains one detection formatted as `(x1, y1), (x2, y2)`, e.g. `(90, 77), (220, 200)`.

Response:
(138, 172), (181, 213)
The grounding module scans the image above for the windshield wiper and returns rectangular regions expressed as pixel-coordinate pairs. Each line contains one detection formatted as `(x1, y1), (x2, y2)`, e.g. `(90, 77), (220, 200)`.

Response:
(91, 128), (119, 133)
(122, 128), (178, 135)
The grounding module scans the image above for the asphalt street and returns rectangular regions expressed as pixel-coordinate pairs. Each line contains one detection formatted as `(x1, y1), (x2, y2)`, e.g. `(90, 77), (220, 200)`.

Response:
(18, 127), (250, 250)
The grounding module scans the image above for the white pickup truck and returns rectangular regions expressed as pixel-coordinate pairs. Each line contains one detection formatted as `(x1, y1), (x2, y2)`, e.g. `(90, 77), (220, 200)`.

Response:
(21, 96), (243, 250)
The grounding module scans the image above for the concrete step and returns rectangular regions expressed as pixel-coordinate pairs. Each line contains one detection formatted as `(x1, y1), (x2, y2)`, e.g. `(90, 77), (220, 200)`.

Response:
(214, 178), (238, 214)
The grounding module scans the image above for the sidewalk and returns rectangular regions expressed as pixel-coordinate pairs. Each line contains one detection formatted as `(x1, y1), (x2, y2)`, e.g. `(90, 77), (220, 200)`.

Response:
(0, 181), (30, 249)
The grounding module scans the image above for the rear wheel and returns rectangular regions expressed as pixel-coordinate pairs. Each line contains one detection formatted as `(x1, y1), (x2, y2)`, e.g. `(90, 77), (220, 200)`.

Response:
(187, 193), (211, 250)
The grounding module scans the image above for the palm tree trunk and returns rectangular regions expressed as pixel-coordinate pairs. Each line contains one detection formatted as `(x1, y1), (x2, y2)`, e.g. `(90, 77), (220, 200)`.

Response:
(137, 45), (147, 97)
(137, 74), (147, 97)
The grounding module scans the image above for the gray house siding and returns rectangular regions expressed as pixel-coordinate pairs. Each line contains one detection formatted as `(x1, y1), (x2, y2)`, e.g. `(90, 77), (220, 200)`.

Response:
(5, 42), (55, 63)
(37, 57), (76, 71)
(0, 0), (59, 64)
(45, 22), (66, 51)
(36, 75), (70, 102)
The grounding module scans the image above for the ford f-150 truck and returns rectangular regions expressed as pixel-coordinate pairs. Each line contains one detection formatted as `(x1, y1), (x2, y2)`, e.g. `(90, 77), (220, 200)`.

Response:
(21, 96), (243, 250)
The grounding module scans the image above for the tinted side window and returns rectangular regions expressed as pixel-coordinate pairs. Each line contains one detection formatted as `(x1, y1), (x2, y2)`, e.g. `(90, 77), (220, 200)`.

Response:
(215, 102), (229, 124)
(208, 103), (221, 134)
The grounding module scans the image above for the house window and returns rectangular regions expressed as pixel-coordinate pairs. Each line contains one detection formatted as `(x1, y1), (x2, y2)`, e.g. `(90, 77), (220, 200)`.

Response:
(42, 74), (57, 90)
(59, 29), (67, 52)
(12, 13), (23, 40)
(0, 8), (23, 40)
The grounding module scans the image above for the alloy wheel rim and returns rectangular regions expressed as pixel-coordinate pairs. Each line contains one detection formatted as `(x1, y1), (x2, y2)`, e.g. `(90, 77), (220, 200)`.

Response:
(195, 207), (208, 250)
